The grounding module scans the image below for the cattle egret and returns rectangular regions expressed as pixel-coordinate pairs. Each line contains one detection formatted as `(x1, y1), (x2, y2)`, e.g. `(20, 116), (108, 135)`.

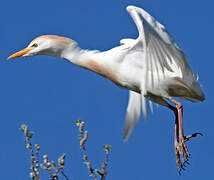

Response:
(8, 5), (205, 173)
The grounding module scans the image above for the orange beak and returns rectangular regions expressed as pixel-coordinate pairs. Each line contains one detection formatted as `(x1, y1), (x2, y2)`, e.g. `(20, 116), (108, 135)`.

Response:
(8, 47), (33, 60)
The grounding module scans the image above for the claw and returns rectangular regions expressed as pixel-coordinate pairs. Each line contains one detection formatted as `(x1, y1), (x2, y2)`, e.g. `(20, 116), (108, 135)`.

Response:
(193, 132), (203, 136)
(175, 138), (192, 174)
(181, 164), (186, 171)
(184, 160), (190, 165)
(178, 164), (186, 175)
(183, 158), (191, 167)
(184, 132), (203, 142)
(175, 132), (201, 173)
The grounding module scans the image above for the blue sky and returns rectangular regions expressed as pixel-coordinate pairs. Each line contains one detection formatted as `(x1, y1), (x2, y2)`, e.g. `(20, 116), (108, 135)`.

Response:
(1, 0), (213, 179)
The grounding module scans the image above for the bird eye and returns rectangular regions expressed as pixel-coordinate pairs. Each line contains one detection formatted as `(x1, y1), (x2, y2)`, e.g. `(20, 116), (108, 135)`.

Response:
(32, 43), (38, 48)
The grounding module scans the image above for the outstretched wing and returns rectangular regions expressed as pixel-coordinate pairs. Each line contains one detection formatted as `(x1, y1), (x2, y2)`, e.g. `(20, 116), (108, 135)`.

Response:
(123, 6), (194, 141)
(126, 5), (192, 95)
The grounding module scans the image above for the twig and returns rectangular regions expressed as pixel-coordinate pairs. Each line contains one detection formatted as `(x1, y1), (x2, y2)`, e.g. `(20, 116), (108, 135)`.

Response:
(76, 120), (111, 180)
(20, 124), (69, 180)
(101, 145), (111, 180)
(76, 120), (98, 180)
(20, 124), (40, 180)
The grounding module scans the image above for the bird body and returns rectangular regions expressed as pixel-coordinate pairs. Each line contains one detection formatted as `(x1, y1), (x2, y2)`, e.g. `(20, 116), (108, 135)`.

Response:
(28, 34), (203, 104)
(8, 5), (205, 172)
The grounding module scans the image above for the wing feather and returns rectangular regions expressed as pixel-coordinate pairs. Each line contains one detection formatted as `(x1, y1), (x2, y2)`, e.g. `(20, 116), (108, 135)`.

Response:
(126, 5), (193, 93)
(124, 91), (141, 141)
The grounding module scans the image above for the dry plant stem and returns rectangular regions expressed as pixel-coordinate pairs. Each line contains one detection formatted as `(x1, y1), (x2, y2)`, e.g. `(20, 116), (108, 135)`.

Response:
(60, 170), (69, 180)
(20, 124), (40, 180)
(100, 151), (109, 180)
(28, 139), (36, 173)
(41, 154), (69, 180)
(77, 121), (98, 180)
(76, 120), (111, 180)
(21, 124), (68, 180)
(35, 144), (40, 173)
(58, 154), (69, 180)
(28, 139), (39, 179)
(81, 134), (98, 180)
(42, 156), (54, 179)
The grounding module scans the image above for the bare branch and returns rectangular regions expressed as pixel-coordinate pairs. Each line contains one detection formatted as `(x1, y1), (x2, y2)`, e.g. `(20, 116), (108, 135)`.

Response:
(76, 120), (111, 180)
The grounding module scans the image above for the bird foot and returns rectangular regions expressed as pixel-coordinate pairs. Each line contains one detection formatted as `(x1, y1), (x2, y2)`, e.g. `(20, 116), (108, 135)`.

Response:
(175, 139), (189, 174)
(175, 132), (202, 174)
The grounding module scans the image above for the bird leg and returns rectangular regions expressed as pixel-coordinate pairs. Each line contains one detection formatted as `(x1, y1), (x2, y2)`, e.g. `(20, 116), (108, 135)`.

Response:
(167, 98), (202, 173)
(170, 99), (190, 163)
(167, 103), (183, 172)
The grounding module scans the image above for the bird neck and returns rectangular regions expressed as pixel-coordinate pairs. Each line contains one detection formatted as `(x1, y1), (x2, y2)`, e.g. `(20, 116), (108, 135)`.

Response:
(61, 44), (123, 87)
(61, 43), (99, 66)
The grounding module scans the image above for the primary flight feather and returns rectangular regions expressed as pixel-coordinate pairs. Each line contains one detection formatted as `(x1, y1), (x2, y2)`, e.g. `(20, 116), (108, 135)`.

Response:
(8, 5), (205, 173)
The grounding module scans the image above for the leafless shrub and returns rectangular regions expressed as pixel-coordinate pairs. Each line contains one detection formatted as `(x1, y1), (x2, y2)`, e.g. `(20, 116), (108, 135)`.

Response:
(20, 121), (111, 180)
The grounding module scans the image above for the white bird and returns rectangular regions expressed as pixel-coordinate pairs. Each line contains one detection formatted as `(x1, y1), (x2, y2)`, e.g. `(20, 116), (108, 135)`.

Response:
(8, 5), (205, 173)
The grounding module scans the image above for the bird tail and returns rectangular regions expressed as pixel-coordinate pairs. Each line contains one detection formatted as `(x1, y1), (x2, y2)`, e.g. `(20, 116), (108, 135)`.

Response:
(183, 80), (205, 102)
(175, 75), (205, 102)
(124, 91), (154, 141)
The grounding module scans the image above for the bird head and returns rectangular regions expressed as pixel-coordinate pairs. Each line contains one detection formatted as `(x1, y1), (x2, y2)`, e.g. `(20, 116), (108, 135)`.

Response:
(8, 35), (75, 59)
